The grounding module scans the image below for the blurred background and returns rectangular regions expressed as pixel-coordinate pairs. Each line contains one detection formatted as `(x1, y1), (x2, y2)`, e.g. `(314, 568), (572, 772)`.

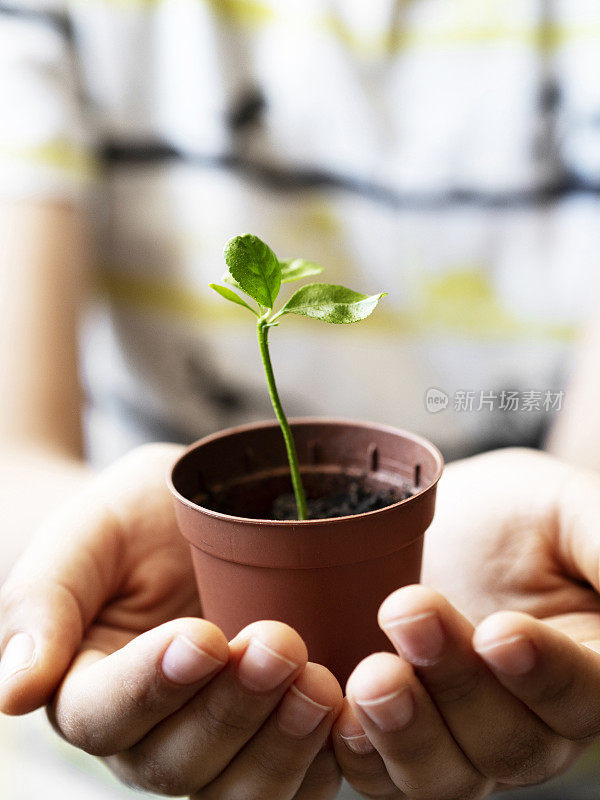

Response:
(1, 0), (600, 797)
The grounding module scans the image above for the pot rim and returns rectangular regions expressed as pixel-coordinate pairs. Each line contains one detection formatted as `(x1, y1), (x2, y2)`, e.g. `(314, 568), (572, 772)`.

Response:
(168, 417), (444, 526)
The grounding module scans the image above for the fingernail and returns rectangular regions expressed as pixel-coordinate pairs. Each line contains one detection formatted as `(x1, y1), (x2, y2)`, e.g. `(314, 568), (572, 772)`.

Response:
(382, 612), (445, 666)
(238, 637), (298, 692)
(161, 636), (225, 685)
(475, 635), (537, 676)
(340, 731), (375, 754)
(353, 687), (414, 732)
(0, 633), (36, 684)
(277, 684), (331, 737)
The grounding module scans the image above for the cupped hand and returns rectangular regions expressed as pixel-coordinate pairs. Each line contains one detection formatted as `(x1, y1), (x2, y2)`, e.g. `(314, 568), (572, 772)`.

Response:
(0, 444), (343, 799)
(333, 448), (600, 799)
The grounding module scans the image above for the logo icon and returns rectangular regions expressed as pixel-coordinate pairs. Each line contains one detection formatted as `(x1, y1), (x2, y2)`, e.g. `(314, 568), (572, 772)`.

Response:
(425, 387), (449, 414)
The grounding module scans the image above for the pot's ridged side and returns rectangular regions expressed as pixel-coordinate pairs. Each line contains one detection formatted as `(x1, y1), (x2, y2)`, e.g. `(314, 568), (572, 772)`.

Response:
(169, 418), (443, 685)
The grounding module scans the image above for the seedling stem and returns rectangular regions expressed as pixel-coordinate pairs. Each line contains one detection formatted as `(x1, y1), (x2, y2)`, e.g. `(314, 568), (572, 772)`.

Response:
(257, 311), (308, 519)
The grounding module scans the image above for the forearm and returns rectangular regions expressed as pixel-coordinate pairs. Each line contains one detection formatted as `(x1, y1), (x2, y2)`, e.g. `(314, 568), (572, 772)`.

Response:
(0, 200), (88, 459)
(0, 200), (91, 574)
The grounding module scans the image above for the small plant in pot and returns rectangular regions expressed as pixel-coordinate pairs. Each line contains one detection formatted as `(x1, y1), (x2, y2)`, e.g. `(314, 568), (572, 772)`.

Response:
(169, 234), (444, 684)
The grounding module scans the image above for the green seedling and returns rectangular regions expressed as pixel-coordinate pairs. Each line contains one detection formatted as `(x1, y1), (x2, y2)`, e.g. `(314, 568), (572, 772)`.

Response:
(210, 233), (387, 521)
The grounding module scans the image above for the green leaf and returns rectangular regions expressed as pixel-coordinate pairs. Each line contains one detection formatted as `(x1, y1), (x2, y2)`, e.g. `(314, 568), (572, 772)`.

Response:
(280, 258), (324, 283)
(276, 283), (387, 324)
(223, 234), (281, 308)
(209, 283), (259, 316)
(223, 271), (264, 308)
(223, 272), (243, 291)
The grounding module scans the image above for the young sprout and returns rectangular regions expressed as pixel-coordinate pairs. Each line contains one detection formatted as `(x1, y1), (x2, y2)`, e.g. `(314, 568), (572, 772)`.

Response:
(210, 234), (386, 521)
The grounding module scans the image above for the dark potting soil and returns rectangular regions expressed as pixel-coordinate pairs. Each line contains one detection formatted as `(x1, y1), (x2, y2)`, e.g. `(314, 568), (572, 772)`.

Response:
(271, 480), (413, 521)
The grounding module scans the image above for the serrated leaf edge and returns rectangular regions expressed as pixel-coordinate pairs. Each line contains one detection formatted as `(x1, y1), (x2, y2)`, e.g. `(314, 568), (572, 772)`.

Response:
(273, 285), (387, 324)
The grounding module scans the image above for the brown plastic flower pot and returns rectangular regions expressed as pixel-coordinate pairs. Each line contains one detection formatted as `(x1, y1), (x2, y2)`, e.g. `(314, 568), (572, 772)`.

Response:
(169, 418), (443, 685)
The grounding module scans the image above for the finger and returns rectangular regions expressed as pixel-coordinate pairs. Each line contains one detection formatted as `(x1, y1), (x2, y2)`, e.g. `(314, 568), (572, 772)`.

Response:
(47, 618), (228, 755)
(0, 443), (182, 715)
(110, 620), (308, 797)
(333, 700), (402, 799)
(345, 652), (490, 799)
(474, 610), (600, 742)
(378, 585), (571, 786)
(194, 662), (342, 799)
(292, 742), (343, 800)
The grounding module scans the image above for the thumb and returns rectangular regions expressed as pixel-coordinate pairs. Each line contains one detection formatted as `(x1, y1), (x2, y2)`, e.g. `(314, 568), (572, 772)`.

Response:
(0, 482), (126, 715)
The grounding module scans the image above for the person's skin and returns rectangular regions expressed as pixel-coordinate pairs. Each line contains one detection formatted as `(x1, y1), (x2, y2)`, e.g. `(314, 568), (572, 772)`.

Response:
(3, 447), (600, 799)
(547, 311), (600, 471)
(333, 448), (600, 799)
(0, 201), (91, 581)
(0, 201), (85, 457)
(4, 199), (600, 798)
(0, 443), (344, 798)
